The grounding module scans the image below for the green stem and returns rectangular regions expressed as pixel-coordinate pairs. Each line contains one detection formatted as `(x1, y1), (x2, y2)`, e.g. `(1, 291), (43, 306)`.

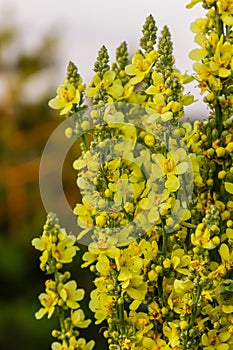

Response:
(118, 299), (125, 335)
(215, 102), (223, 135)
(54, 266), (66, 334)
(214, 3), (224, 133)
(73, 105), (89, 152)
(176, 135), (192, 252)
(216, 10), (224, 37)
(161, 218), (168, 257)
(81, 134), (88, 151)
(189, 279), (202, 329)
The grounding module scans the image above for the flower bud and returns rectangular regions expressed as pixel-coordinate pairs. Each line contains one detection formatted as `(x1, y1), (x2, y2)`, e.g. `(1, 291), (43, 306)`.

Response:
(81, 120), (90, 131)
(65, 127), (73, 139)
(227, 201), (233, 212)
(180, 320), (188, 330)
(218, 170), (226, 179)
(225, 142), (233, 153)
(144, 134), (155, 147)
(221, 210), (230, 221)
(163, 258), (171, 269)
(148, 269), (158, 281)
(216, 147), (225, 157)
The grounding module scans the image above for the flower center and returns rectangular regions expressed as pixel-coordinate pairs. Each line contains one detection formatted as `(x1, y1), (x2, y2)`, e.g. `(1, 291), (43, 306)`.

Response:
(210, 335), (220, 346)
(137, 59), (150, 72)
(53, 249), (61, 260)
(163, 159), (174, 173)
(62, 85), (75, 102)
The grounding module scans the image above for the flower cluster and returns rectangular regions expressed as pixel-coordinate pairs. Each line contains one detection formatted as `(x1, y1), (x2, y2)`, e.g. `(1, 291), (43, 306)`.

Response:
(32, 3), (233, 350)
(32, 212), (94, 350)
(188, 0), (233, 120)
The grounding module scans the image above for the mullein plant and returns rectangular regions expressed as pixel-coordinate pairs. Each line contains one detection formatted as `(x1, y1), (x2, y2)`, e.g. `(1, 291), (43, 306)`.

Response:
(32, 2), (233, 350)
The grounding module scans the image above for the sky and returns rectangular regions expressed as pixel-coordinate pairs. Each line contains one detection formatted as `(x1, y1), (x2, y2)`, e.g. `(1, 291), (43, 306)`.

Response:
(1, 0), (209, 118)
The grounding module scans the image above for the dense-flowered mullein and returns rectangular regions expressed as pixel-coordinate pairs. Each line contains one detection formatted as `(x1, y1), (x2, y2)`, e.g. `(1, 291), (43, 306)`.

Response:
(187, 0), (233, 209)
(32, 212), (94, 350)
(33, 4), (233, 350)
(188, 0), (233, 123)
(186, 1), (233, 348)
(145, 25), (194, 122)
(70, 15), (195, 350)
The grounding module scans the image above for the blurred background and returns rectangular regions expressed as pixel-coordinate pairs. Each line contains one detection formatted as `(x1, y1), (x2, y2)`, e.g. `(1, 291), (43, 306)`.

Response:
(0, 1), (207, 349)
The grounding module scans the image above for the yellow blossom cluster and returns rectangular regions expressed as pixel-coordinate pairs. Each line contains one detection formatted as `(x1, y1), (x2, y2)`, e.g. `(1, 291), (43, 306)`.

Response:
(32, 4), (233, 350)
(32, 213), (94, 350)
(188, 0), (233, 119)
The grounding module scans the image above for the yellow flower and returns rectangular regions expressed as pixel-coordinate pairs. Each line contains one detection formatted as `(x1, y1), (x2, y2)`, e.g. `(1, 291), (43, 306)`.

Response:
(146, 72), (166, 95)
(51, 341), (68, 350)
(58, 280), (85, 309)
(201, 329), (231, 350)
(35, 290), (58, 319)
(139, 239), (158, 267)
(32, 234), (53, 252)
(71, 309), (91, 328)
(32, 228), (78, 267)
(190, 18), (208, 34)
(166, 199), (191, 231)
(95, 213), (108, 227)
(73, 203), (94, 231)
(48, 80), (81, 115)
(89, 288), (115, 324)
(168, 279), (194, 313)
(115, 244), (148, 300)
(163, 321), (180, 348)
(82, 243), (120, 275)
(152, 148), (189, 192)
(82, 243), (120, 264)
(209, 36), (233, 78)
(137, 189), (170, 225)
(219, 243), (233, 273)
(85, 70), (124, 100)
(217, 0), (233, 26)
(129, 311), (154, 342)
(120, 274), (147, 301)
(52, 338), (95, 350)
(215, 280), (233, 307)
(52, 231), (77, 264)
(171, 249), (191, 275)
(146, 94), (173, 121)
(125, 50), (157, 85)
